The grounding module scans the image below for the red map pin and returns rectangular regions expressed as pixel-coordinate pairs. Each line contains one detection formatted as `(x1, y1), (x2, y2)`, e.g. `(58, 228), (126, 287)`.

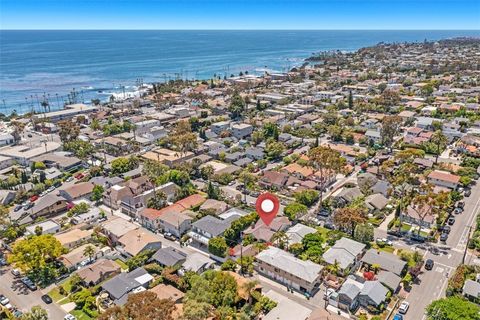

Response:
(256, 192), (280, 226)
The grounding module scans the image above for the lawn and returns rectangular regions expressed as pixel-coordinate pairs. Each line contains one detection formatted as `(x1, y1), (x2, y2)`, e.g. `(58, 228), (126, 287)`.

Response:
(115, 259), (128, 270)
(316, 226), (330, 239)
(48, 287), (66, 302)
(70, 310), (93, 320)
(371, 243), (395, 253)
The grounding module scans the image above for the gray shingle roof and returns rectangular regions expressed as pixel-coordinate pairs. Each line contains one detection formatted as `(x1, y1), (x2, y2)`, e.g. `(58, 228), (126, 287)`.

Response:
(360, 281), (388, 306)
(151, 247), (187, 267)
(361, 249), (406, 276)
(192, 215), (232, 236)
(322, 237), (366, 269)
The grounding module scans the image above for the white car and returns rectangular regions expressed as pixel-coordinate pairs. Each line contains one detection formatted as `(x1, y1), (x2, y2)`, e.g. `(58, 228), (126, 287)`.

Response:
(324, 288), (335, 300)
(0, 296), (10, 305)
(398, 301), (409, 314)
(64, 314), (76, 320)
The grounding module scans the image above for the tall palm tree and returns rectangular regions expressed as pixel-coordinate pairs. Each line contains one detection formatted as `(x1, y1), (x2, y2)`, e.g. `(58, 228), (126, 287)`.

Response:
(271, 231), (289, 250)
(83, 245), (96, 262)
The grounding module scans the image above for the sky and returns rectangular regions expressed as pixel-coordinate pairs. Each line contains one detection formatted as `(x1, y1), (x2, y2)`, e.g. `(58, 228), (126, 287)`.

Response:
(0, 0), (479, 30)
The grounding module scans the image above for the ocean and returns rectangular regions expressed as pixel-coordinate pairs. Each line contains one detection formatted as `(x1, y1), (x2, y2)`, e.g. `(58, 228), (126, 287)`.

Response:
(1, 30), (479, 114)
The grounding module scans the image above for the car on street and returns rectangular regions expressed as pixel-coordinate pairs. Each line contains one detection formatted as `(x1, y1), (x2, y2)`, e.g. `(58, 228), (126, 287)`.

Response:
(447, 217), (455, 225)
(0, 295), (10, 305)
(23, 202), (34, 210)
(41, 294), (53, 304)
(21, 277), (37, 291)
(440, 232), (449, 242)
(318, 208), (330, 217)
(13, 205), (23, 212)
(442, 225), (451, 234)
(457, 201), (465, 208)
(425, 259), (434, 270)
(11, 268), (21, 277)
(30, 195), (39, 202)
(393, 315), (403, 320)
(454, 207), (464, 214)
(64, 314), (77, 320)
(465, 189), (472, 197)
(66, 176), (74, 182)
(163, 232), (176, 241)
(398, 301), (409, 314)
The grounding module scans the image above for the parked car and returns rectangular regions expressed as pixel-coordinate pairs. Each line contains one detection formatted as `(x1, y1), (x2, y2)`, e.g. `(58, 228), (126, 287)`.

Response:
(425, 259), (434, 270)
(41, 294), (52, 304)
(64, 314), (77, 320)
(454, 207), (463, 214)
(393, 315), (403, 320)
(66, 176), (74, 182)
(30, 195), (39, 202)
(163, 232), (177, 241)
(12, 310), (23, 318)
(447, 217), (455, 225)
(11, 268), (21, 277)
(23, 202), (34, 210)
(0, 295), (10, 305)
(457, 201), (465, 208)
(21, 277), (37, 291)
(398, 301), (410, 314)
(443, 225), (451, 234)
(440, 232), (449, 242)
(13, 205), (23, 212)
(464, 189), (472, 197)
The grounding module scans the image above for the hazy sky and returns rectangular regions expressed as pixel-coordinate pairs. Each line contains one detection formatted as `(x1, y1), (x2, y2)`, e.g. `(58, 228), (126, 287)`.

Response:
(1, 0), (479, 30)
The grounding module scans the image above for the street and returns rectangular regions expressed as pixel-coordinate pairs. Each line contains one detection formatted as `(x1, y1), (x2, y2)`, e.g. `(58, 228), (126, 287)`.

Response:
(0, 266), (66, 319)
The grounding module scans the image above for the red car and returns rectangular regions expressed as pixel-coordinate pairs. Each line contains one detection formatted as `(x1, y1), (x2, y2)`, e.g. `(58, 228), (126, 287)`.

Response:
(75, 173), (84, 179)
(29, 195), (39, 202)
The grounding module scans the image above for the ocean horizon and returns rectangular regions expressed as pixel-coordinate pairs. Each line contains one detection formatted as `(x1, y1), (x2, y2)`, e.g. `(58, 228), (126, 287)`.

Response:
(1, 29), (479, 114)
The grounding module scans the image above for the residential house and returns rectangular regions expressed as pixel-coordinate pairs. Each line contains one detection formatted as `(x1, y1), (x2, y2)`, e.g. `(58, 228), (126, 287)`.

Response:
(243, 216), (291, 243)
(149, 284), (184, 304)
(138, 204), (183, 231)
(103, 176), (152, 210)
(199, 199), (229, 215)
(151, 247), (187, 267)
(157, 210), (193, 237)
(361, 249), (407, 276)
(25, 220), (60, 235)
(358, 280), (389, 309)
(101, 217), (139, 244)
(231, 123), (253, 139)
(463, 277), (480, 302)
(117, 229), (163, 258)
(255, 247), (323, 295)
(260, 170), (289, 190)
(401, 204), (435, 229)
(55, 229), (93, 249)
(322, 237), (366, 275)
(76, 259), (121, 287)
(365, 193), (389, 212)
(102, 267), (154, 305)
(188, 215), (240, 251)
(285, 224), (316, 245)
(58, 182), (94, 201)
(427, 170), (461, 190)
(179, 252), (215, 275)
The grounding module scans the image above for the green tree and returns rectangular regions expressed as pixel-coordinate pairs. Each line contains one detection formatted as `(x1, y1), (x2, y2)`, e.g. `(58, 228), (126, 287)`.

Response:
(111, 156), (138, 174)
(20, 306), (48, 320)
(58, 120), (80, 143)
(8, 234), (65, 272)
(91, 185), (104, 202)
(309, 146), (347, 212)
(228, 93), (245, 119)
(294, 190), (319, 206)
(182, 300), (212, 320)
(147, 191), (167, 210)
(284, 202), (308, 221)
(380, 115), (402, 147)
(265, 139), (284, 159)
(426, 297), (480, 320)
(354, 223), (374, 244)
(430, 130), (448, 164)
(83, 245), (96, 262)
(333, 207), (367, 237)
(208, 237), (228, 257)
(63, 139), (95, 159)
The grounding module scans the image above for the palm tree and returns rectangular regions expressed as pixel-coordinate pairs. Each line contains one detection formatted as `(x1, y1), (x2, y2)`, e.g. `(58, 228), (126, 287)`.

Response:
(326, 260), (341, 276)
(242, 280), (259, 304)
(271, 231), (289, 250)
(83, 245), (96, 262)
(430, 130), (448, 164)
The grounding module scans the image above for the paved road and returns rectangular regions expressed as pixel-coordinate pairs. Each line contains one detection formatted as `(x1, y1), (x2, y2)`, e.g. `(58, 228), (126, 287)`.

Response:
(388, 180), (480, 320)
(0, 266), (66, 319)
